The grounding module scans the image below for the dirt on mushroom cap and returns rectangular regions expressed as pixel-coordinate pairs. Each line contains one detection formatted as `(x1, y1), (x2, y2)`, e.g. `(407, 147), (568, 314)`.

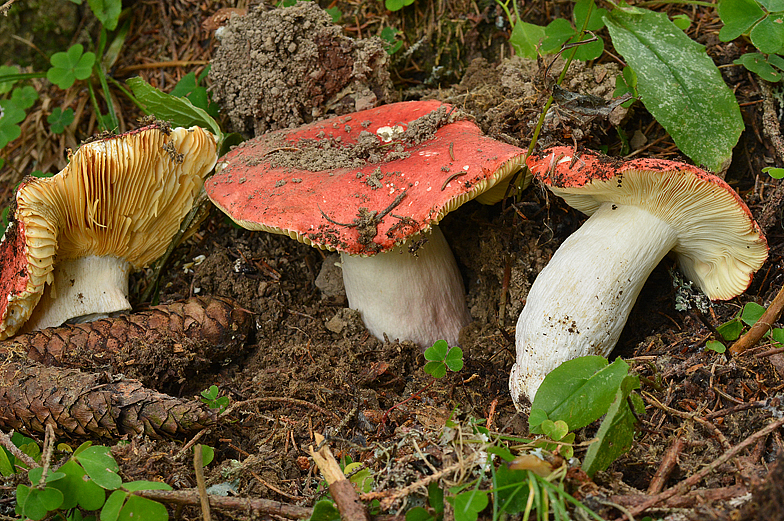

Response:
(208, 101), (528, 255)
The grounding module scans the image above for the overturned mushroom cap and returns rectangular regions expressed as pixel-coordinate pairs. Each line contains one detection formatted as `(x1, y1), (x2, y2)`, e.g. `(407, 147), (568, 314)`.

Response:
(528, 146), (768, 300)
(206, 100), (528, 254)
(0, 125), (218, 339)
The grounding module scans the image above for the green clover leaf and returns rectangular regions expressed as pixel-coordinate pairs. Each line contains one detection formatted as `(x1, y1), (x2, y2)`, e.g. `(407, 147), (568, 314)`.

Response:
(48, 107), (75, 134)
(0, 99), (26, 148)
(47, 44), (96, 89)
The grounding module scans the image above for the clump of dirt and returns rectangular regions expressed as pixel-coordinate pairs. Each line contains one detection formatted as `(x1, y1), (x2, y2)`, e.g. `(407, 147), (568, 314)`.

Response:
(244, 104), (467, 172)
(209, 2), (396, 136)
(438, 55), (623, 148)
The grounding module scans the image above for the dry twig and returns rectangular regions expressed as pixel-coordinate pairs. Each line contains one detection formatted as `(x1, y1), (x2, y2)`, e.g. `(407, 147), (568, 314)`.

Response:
(310, 433), (369, 521)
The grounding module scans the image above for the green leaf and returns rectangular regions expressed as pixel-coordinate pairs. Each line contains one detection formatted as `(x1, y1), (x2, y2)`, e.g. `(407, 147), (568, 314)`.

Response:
(448, 489), (488, 521)
(572, 33), (605, 61)
(486, 445), (516, 463)
(735, 52), (783, 81)
(768, 167), (784, 178)
(768, 52), (784, 70)
(750, 13), (784, 53)
(326, 7), (342, 23)
(509, 21), (546, 59)
(48, 107), (75, 134)
(540, 419), (569, 441)
(0, 446), (15, 476)
(425, 339), (449, 362)
(604, 7), (744, 172)
(380, 26), (403, 54)
(11, 86), (39, 110)
(0, 65), (19, 94)
(49, 459), (106, 511)
(530, 356), (628, 433)
(117, 495), (169, 521)
(47, 44), (96, 89)
(671, 14), (692, 31)
(492, 465), (530, 515)
(344, 462), (373, 493)
(310, 499), (341, 521)
(87, 0), (122, 30)
(21, 485), (64, 520)
(705, 340), (727, 353)
(100, 490), (127, 521)
(121, 480), (172, 492)
(741, 302), (766, 326)
(199, 444), (214, 466)
(581, 375), (642, 476)
(424, 361), (447, 379)
(762, 0), (784, 9)
(444, 346), (464, 372)
(772, 327), (784, 345)
(542, 18), (576, 53)
(614, 66), (638, 107)
(428, 481), (444, 513)
(201, 385), (219, 400)
(406, 507), (436, 521)
(574, 0), (607, 32)
(0, 99), (26, 148)
(77, 446), (122, 490)
(717, 317), (744, 341)
(718, 0), (765, 41)
(385, 0), (415, 11)
(126, 76), (222, 141)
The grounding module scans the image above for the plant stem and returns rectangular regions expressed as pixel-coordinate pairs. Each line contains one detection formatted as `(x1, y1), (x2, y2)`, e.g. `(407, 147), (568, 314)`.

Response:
(525, 0), (596, 158)
(86, 81), (107, 131)
(730, 283), (784, 355)
(94, 62), (119, 131)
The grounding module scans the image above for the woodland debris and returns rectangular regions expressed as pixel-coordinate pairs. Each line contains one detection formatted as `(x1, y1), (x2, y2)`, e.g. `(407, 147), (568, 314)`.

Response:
(0, 296), (253, 388)
(310, 433), (370, 521)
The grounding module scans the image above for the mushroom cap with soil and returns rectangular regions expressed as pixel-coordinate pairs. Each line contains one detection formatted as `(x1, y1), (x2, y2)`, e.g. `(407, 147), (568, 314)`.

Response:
(206, 100), (529, 347)
(0, 124), (219, 339)
(510, 146), (768, 406)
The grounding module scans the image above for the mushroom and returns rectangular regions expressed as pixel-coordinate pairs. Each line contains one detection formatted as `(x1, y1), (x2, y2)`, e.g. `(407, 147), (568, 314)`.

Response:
(510, 146), (768, 405)
(0, 124), (219, 339)
(206, 100), (529, 347)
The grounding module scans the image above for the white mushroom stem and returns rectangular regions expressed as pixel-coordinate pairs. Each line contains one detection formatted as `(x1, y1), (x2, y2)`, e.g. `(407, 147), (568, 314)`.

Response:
(340, 225), (471, 347)
(510, 203), (679, 406)
(22, 255), (132, 332)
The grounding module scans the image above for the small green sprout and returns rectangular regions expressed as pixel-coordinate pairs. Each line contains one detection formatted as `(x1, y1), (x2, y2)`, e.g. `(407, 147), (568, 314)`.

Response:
(201, 384), (230, 413)
(48, 107), (75, 134)
(424, 340), (463, 378)
(386, 0), (415, 12)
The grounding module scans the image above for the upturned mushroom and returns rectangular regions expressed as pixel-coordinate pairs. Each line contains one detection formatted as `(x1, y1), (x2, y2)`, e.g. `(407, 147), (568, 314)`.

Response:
(510, 146), (768, 405)
(0, 124), (218, 339)
(206, 100), (529, 347)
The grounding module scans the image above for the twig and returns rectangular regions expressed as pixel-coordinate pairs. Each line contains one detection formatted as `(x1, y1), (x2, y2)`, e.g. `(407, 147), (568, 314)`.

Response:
(38, 424), (56, 488)
(194, 445), (212, 521)
(133, 489), (313, 519)
(362, 452), (482, 511)
(310, 433), (369, 521)
(730, 283), (784, 355)
(647, 434), (685, 494)
(0, 430), (38, 469)
(0, 0), (15, 16)
(627, 417), (784, 517)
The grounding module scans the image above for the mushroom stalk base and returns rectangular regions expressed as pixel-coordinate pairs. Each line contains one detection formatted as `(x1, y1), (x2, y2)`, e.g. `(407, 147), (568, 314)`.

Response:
(22, 255), (132, 333)
(511, 203), (679, 407)
(341, 225), (471, 347)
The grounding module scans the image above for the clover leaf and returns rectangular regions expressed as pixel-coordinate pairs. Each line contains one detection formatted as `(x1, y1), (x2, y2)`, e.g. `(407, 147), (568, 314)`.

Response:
(47, 44), (96, 89)
(0, 99), (26, 148)
(48, 107), (75, 134)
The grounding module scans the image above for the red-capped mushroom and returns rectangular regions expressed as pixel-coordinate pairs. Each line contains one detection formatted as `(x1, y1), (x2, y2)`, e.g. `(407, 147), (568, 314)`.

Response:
(510, 146), (768, 405)
(207, 100), (529, 347)
(0, 124), (218, 339)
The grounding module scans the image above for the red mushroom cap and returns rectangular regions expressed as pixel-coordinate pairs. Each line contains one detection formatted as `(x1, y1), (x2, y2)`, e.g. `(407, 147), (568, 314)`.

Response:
(526, 146), (769, 300)
(207, 100), (527, 255)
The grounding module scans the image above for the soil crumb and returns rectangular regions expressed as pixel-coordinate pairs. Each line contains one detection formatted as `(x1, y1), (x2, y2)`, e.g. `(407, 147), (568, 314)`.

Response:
(209, 2), (396, 136)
